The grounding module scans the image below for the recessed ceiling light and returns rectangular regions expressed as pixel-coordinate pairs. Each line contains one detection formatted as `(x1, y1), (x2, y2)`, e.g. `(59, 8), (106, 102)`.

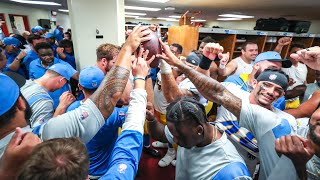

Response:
(10, 0), (61, 5)
(192, 19), (206, 22)
(169, 15), (181, 18)
(217, 17), (242, 21)
(219, 14), (254, 18)
(157, 17), (179, 22)
(125, 6), (161, 11)
(165, 6), (175, 11)
(58, 9), (69, 13)
(135, 17), (153, 20)
(137, 0), (169, 3)
(125, 12), (147, 16)
(125, 15), (140, 18)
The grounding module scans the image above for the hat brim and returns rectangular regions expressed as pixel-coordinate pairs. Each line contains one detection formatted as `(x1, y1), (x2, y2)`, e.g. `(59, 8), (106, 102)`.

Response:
(267, 59), (292, 68)
(3, 71), (26, 88)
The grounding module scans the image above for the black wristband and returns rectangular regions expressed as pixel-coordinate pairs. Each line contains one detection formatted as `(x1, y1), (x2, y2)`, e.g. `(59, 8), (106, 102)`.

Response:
(199, 55), (213, 70)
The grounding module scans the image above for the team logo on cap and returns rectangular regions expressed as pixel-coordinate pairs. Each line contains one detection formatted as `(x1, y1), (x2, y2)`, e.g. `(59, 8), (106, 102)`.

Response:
(117, 163), (127, 174)
(269, 74), (277, 80)
(92, 82), (97, 88)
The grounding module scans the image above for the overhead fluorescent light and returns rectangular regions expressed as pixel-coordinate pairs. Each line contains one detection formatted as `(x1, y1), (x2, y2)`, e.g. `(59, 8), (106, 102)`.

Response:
(137, 0), (169, 3)
(10, 0), (61, 6)
(125, 12), (147, 16)
(165, 6), (175, 11)
(157, 17), (179, 22)
(135, 17), (153, 20)
(125, 6), (161, 11)
(217, 17), (242, 21)
(169, 15), (181, 18)
(192, 19), (206, 22)
(125, 15), (140, 18)
(219, 14), (254, 18)
(58, 9), (69, 13)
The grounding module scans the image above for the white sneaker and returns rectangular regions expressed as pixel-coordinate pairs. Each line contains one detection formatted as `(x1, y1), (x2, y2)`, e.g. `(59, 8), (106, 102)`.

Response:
(171, 159), (176, 166)
(152, 141), (168, 148)
(158, 148), (176, 167)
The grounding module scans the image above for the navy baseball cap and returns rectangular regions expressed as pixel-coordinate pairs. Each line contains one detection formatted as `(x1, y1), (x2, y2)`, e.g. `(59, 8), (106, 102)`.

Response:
(3, 37), (21, 47)
(79, 66), (104, 89)
(186, 52), (201, 66)
(0, 73), (20, 116)
(254, 51), (292, 68)
(48, 64), (73, 81)
(45, 33), (55, 39)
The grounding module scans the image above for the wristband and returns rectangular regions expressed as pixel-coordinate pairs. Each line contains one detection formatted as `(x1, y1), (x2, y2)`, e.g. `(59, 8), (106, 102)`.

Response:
(199, 55), (212, 70)
(133, 76), (145, 81)
(159, 60), (172, 74)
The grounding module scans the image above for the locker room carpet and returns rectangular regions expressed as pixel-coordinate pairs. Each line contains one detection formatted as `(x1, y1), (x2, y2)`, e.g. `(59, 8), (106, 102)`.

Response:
(135, 143), (175, 180)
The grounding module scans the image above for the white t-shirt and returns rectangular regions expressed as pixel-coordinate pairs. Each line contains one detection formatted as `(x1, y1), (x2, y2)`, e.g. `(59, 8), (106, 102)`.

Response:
(239, 101), (298, 179)
(178, 78), (208, 106)
(153, 82), (169, 114)
(164, 125), (251, 180)
(282, 62), (308, 90)
(233, 57), (254, 76)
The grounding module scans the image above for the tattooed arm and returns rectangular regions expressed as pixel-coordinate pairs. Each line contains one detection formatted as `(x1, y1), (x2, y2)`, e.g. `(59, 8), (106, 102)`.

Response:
(90, 25), (152, 119)
(157, 41), (242, 119)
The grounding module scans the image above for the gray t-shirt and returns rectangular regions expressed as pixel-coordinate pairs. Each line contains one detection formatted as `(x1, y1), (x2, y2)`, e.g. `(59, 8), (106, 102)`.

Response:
(239, 101), (298, 179)
(21, 80), (54, 128)
(164, 125), (251, 180)
(39, 99), (105, 143)
(301, 83), (320, 103)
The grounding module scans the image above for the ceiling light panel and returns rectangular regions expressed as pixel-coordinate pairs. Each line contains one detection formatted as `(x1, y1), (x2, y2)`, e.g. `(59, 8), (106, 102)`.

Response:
(135, 17), (153, 20)
(219, 14), (254, 18)
(125, 6), (161, 11)
(58, 9), (69, 12)
(217, 18), (243, 21)
(125, 12), (147, 16)
(137, 0), (169, 3)
(10, 0), (61, 6)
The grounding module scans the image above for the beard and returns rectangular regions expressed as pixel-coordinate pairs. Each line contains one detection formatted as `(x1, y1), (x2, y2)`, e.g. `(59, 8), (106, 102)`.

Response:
(309, 122), (320, 146)
(21, 95), (32, 126)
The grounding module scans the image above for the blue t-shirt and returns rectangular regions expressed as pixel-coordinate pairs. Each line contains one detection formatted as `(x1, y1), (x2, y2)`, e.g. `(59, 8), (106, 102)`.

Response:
(66, 102), (129, 177)
(87, 106), (128, 176)
(54, 29), (63, 43)
(99, 130), (143, 180)
(4, 50), (27, 78)
(52, 44), (58, 57)
(29, 57), (77, 109)
(23, 50), (39, 78)
(224, 74), (286, 110)
(59, 52), (76, 70)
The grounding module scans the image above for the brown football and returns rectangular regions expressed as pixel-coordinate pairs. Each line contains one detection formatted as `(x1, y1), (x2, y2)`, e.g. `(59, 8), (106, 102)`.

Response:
(142, 31), (162, 68)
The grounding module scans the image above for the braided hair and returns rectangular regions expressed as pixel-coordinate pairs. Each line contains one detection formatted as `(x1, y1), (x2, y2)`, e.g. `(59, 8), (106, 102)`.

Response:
(166, 96), (208, 126)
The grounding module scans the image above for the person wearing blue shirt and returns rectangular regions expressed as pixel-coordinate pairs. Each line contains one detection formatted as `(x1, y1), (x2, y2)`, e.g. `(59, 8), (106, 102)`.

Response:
(22, 34), (45, 78)
(45, 33), (58, 57)
(57, 39), (76, 69)
(2, 37), (28, 78)
(66, 66), (131, 178)
(29, 42), (78, 109)
(53, 25), (64, 43)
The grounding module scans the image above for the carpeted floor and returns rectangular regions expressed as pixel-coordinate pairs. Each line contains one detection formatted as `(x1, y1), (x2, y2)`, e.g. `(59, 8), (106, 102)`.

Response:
(135, 145), (175, 180)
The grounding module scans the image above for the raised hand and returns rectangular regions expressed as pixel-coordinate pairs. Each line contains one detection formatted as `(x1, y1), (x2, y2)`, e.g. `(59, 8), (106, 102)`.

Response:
(290, 46), (320, 70)
(275, 135), (315, 166)
(278, 37), (292, 46)
(156, 38), (180, 66)
(218, 52), (230, 67)
(124, 25), (152, 53)
(132, 46), (154, 78)
(202, 43), (224, 60)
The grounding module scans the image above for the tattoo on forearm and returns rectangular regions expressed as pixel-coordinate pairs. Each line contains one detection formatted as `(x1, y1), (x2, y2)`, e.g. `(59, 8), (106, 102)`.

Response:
(90, 66), (130, 119)
(176, 63), (242, 118)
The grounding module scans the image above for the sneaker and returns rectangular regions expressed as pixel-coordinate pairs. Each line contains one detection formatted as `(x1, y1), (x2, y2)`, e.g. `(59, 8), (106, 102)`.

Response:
(171, 159), (176, 166)
(152, 141), (168, 148)
(144, 147), (161, 158)
(158, 149), (176, 167)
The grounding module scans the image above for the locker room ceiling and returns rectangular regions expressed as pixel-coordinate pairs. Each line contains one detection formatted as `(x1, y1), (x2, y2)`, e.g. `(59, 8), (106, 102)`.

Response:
(1, 0), (319, 20)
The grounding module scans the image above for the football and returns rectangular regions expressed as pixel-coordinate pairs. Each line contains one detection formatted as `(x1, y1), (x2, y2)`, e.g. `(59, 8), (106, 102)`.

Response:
(142, 31), (162, 68)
